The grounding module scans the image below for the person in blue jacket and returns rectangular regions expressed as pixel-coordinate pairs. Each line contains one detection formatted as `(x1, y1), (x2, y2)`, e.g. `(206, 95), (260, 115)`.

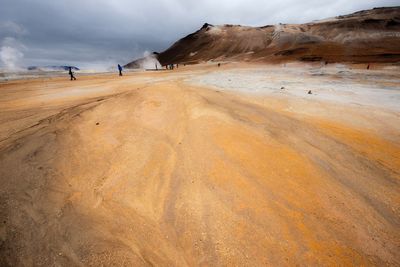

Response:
(68, 67), (76, 80)
(118, 64), (123, 76)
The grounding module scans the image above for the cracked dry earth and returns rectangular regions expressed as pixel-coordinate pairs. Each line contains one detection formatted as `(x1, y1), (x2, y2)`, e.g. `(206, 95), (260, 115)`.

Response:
(0, 65), (399, 266)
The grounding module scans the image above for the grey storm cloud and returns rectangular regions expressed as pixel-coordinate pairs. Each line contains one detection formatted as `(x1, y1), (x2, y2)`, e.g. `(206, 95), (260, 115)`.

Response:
(0, 0), (399, 69)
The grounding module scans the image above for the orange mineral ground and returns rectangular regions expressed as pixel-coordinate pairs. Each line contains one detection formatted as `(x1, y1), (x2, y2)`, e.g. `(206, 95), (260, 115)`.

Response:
(0, 63), (399, 266)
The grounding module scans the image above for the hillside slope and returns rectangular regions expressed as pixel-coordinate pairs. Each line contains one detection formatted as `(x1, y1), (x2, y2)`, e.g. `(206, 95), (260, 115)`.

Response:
(153, 7), (400, 65)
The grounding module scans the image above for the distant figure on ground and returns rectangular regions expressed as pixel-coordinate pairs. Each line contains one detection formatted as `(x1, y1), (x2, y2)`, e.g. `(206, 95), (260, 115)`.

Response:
(367, 64), (370, 70)
(68, 67), (76, 81)
(118, 64), (123, 76)
(218, 63), (221, 67)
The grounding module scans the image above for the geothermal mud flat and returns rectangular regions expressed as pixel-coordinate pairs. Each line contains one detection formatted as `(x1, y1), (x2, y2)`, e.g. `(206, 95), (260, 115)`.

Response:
(0, 64), (399, 266)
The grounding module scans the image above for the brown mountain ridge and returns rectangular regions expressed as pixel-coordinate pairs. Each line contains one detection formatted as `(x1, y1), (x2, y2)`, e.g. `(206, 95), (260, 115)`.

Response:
(126, 6), (400, 67)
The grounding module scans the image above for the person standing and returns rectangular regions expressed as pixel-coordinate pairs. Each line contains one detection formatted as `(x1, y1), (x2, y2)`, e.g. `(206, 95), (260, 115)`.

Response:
(68, 67), (76, 80)
(118, 64), (123, 76)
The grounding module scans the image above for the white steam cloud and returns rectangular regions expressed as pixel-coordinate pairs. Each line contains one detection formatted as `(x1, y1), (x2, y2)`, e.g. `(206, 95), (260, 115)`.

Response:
(0, 45), (24, 70)
(139, 50), (162, 69)
(0, 22), (27, 71)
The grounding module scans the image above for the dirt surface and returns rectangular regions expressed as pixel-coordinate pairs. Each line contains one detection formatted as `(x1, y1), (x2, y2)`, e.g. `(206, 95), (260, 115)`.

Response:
(0, 64), (399, 266)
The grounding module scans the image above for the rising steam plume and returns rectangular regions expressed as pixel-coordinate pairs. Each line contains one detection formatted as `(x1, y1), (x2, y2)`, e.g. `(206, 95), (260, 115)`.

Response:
(0, 22), (27, 71)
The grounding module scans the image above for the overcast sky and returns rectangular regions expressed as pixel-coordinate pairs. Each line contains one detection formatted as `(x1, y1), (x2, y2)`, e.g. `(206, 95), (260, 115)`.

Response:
(0, 0), (398, 69)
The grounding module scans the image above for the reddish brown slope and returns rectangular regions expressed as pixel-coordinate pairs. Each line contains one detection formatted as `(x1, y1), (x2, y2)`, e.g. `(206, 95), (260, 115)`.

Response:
(154, 7), (400, 65)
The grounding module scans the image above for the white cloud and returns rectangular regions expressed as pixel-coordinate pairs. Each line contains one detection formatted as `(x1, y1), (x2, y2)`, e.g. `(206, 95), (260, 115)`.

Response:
(0, 21), (27, 36)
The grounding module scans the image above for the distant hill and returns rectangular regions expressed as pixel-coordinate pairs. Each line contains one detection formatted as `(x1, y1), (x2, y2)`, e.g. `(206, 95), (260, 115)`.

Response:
(128, 6), (400, 66)
(27, 66), (80, 71)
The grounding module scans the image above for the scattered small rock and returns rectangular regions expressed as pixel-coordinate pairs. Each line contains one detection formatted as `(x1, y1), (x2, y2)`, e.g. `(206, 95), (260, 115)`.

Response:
(96, 122), (100, 125)
(308, 90), (312, 95)
(281, 87), (285, 90)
